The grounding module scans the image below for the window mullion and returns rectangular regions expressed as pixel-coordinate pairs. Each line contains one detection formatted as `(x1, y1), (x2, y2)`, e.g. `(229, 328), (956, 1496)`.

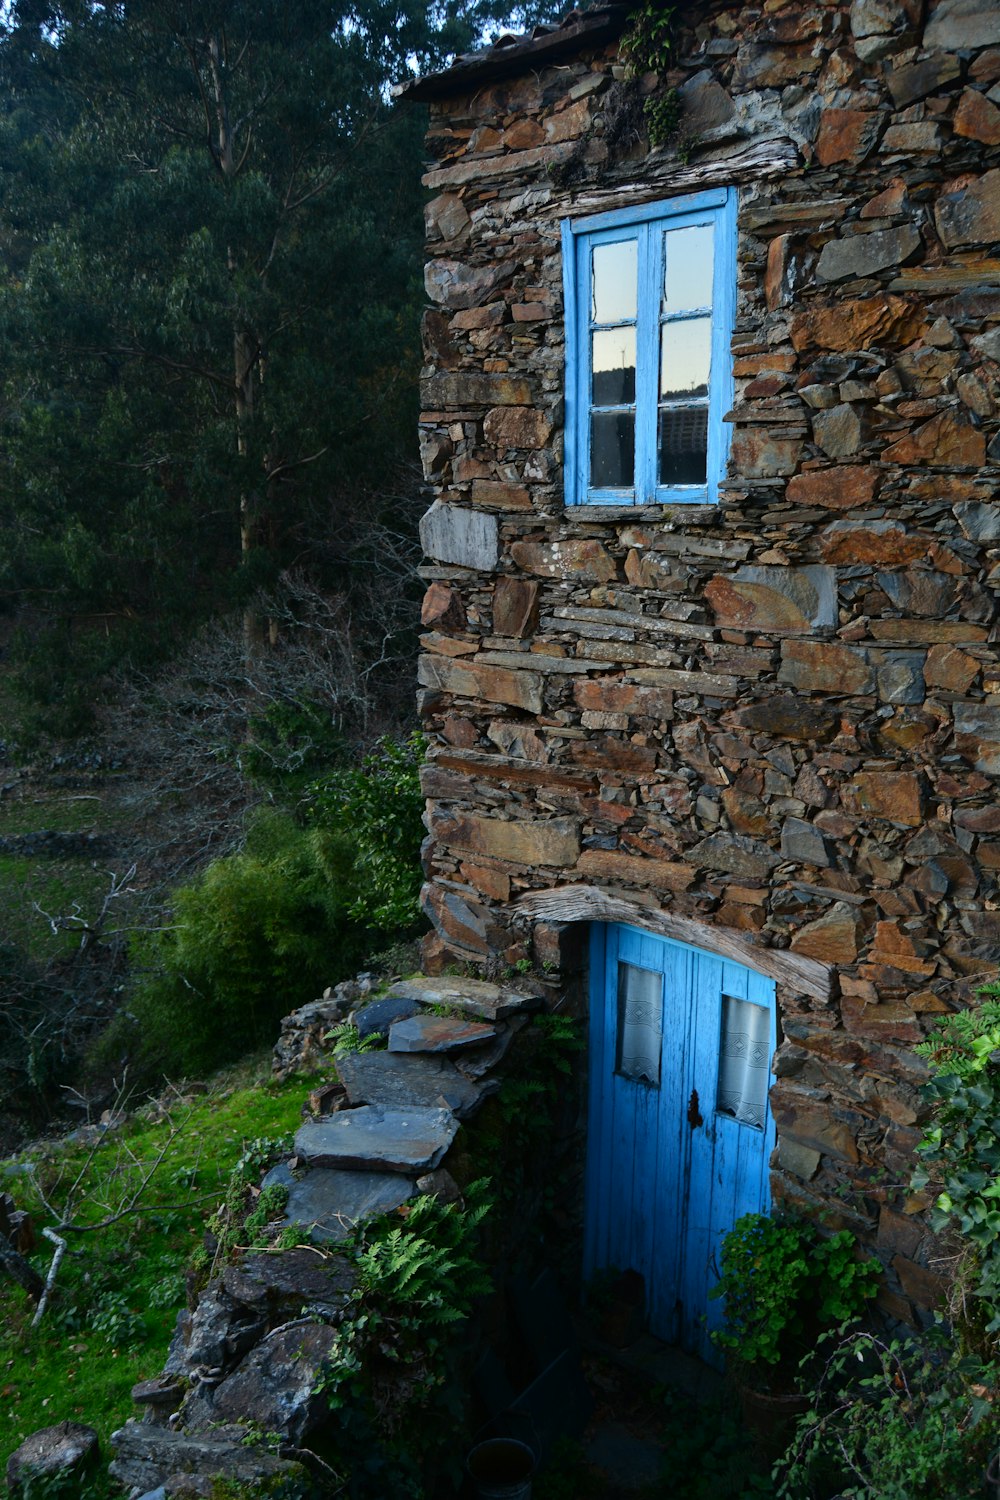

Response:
(635, 222), (659, 505)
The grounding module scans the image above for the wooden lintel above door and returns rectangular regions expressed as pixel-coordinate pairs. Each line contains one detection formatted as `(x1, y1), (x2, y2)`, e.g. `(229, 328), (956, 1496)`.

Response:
(514, 884), (834, 1004)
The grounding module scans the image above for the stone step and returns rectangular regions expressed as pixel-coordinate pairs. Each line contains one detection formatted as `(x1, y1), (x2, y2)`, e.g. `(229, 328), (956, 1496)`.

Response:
(335, 1049), (488, 1119)
(109, 1422), (302, 1497)
(264, 1162), (414, 1243)
(383, 975), (539, 1022)
(455, 1025), (515, 1077)
(293, 1105), (458, 1174)
(221, 1246), (355, 1313)
(387, 1013), (498, 1054)
(354, 993), (421, 1041)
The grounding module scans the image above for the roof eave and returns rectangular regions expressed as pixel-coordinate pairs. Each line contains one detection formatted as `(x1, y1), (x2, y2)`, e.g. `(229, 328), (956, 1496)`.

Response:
(395, 4), (632, 104)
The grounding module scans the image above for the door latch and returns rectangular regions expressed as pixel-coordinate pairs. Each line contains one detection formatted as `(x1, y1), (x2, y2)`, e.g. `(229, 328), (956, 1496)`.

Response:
(687, 1088), (703, 1129)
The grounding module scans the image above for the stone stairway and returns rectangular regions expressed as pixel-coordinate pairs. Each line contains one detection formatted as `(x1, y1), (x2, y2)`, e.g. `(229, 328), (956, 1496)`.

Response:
(108, 973), (540, 1498)
(259, 975), (535, 1246)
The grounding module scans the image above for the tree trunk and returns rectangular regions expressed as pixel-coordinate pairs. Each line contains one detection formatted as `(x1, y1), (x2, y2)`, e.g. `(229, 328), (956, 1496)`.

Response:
(206, 32), (266, 657)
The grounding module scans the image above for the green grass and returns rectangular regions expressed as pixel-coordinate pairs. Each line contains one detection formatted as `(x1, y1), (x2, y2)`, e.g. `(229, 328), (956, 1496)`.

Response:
(0, 854), (114, 960)
(0, 1054), (325, 1495)
(0, 792), (111, 837)
(0, 780), (138, 961)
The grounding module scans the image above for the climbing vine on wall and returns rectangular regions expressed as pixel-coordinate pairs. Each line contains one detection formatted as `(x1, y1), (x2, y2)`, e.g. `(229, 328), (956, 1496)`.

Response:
(620, 2), (689, 153)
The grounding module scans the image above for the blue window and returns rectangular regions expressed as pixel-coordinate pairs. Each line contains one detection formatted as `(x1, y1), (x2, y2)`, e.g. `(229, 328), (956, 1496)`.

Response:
(562, 188), (736, 508)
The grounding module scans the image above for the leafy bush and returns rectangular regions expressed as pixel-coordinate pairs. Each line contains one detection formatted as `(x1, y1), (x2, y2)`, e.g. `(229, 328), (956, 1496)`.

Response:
(107, 734), (425, 1077)
(710, 1213), (879, 1381)
(912, 995), (1000, 1347)
(776, 1331), (997, 1500)
(115, 810), (362, 1076)
(307, 731), (426, 931)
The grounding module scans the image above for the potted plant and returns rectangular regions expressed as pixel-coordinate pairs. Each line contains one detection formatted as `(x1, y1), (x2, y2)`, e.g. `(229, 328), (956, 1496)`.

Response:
(709, 1212), (879, 1452)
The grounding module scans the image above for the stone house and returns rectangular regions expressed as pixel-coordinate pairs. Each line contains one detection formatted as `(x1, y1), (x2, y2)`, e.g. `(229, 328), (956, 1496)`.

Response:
(400, 0), (1000, 1359)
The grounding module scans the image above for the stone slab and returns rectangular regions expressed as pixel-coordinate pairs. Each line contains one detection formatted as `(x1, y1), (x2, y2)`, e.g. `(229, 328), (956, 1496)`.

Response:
(705, 565), (836, 631)
(388, 1013), (499, 1054)
(454, 1025), (516, 1077)
(925, 0), (1000, 50)
(419, 500), (498, 569)
(383, 975), (537, 1021)
(221, 1247), (355, 1314)
(586, 1423), (664, 1492)
(335, 1049), (486, 1118)
(207, 1323), (339, 1444)
(507, 1347), (594, 1468)
(109, 1423), (301, 1496)
(294, 1106), (458, 1174)
(263, 1163), (413, 1243)
(7, 1423), (99, 1492)
(354, 994), (421, 1041)
(954, 702), (1000, 775)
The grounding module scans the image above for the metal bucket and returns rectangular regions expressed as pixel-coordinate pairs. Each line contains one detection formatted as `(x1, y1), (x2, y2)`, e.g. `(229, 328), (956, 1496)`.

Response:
(466, 1437), (536, 1500)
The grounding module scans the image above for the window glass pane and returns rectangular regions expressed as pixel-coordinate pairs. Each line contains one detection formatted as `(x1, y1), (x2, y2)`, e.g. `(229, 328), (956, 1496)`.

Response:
(616, 961), (662, 1086)
(591, 239), (638, 324)
(592, 326), (636, 406)
(658, 408), (707, 486)
(663, 224), (714, 311)
(660, 317), (711, 401)
(717, 995), (770, 1129)
(591, 411), (635, 488)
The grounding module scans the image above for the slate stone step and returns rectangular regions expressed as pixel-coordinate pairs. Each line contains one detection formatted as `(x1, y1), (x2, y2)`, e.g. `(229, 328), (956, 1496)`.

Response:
(293, 1105), (459, 1174)
(182, 1322), (338, 1445)
(354, 993), (421, 1041)
(450, 1024), (515, 1078)
(384, 976), (538, 1022)
(263, 1162), (413, 1243)
(109, 1422), (302, 1497)
(221, 1246), (355, 1315)
(335, 1049), (488, 1119)
(388, 1014), (498, 1054)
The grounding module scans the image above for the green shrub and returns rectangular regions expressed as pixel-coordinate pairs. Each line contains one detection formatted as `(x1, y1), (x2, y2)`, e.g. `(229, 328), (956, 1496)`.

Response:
(776, 1331), (997, 1500)
(117, 811), (362, 1076)
(307, 731), (425, 932)
(108, 735), (425, 1079)
(710, 1213), (879, 1382)
(98, 733), (425, 1081)
(912, 995), (1000, 1348)
(316, 1183), (493, 1498)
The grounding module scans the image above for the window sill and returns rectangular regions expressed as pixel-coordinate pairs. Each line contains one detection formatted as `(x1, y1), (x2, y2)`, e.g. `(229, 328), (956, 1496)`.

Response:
(565, 502), (720, 523)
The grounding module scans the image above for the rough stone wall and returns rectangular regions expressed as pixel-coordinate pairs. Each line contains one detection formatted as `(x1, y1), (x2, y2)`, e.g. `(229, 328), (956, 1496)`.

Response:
(413, 0), (1000, 1323)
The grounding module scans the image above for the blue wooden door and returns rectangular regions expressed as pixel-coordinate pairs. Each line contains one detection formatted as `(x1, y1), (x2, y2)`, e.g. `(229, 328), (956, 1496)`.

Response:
(584, 922), (777, 1362)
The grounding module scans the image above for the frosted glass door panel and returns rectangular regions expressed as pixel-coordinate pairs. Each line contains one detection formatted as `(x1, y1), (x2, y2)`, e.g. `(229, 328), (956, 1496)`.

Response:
(717, 995), (771, 1129)
(616, 961), (662, 1087)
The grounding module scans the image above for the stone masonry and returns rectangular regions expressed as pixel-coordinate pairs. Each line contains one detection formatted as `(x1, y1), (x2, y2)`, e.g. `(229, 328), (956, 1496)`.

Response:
(403, 0), (1000, 1326)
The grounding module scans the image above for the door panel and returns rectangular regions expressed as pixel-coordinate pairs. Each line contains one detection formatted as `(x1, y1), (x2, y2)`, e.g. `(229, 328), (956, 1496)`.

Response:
(585, 922), (776, 1362)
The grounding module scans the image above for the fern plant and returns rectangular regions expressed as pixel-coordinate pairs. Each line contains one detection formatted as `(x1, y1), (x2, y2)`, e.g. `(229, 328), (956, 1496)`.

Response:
(325, 1019), (382, 1057)
(317, 1179), (494, 1484)
(354, 1183), (492, 1329)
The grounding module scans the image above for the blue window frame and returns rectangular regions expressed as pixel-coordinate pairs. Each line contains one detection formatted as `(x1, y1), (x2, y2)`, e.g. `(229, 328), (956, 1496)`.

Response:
(562, 188), (736, 508)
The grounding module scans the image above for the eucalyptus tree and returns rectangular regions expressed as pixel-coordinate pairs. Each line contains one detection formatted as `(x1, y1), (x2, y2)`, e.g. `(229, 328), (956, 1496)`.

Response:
(0, 0), (555, 726)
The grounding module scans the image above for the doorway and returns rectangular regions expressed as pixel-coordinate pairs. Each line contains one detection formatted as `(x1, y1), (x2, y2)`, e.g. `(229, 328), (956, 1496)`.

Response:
(584, 921), (777, 1362)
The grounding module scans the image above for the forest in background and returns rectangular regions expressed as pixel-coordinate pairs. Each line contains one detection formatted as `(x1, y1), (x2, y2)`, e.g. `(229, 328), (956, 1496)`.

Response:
(0, 0), (559, 1144)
